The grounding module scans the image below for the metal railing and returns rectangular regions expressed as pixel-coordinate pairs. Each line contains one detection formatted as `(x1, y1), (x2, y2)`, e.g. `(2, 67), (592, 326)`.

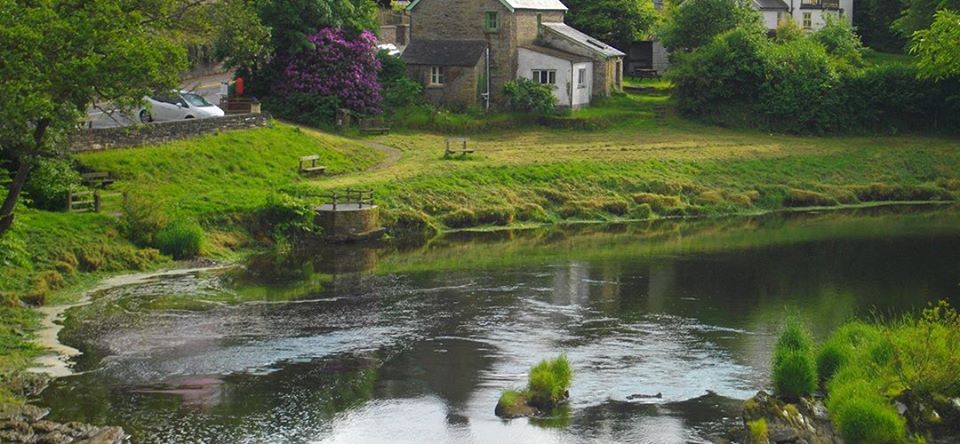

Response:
(322, 189), (374, 210)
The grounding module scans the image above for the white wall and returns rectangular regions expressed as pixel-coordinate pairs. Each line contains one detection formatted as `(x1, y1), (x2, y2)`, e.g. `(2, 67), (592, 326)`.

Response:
(571, 62), (592, 108)
(761, 10), (783, 30)
(517, 48), (593, 108)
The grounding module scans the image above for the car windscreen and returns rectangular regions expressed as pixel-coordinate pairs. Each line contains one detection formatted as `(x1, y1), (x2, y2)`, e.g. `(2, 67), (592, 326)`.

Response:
(181, 92), (212, 107)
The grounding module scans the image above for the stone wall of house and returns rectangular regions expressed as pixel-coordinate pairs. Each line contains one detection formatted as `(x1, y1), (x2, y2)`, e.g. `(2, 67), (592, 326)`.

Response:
(513, 10), (564, 49)
(70, 113), (268, 152)
(408, 62), (482, 109)
(379, 24), (410, 46)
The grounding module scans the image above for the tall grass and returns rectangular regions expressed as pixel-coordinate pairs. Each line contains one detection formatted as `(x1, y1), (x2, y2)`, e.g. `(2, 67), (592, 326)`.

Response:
(497, 354), (573, 414)
(772, 319), (817, 400)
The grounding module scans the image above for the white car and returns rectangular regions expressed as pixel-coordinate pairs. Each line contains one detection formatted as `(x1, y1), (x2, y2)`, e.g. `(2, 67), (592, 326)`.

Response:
(139, 91), (224, 123)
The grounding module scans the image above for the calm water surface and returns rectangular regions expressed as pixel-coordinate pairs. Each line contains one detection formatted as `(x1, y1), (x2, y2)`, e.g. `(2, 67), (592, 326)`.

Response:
(39, 206), (960, 443)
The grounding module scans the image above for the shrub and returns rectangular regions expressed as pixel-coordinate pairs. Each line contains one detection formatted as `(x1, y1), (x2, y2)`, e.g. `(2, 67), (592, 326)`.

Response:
(504, 78), (557, 114)
(668, 27), (770, 113)
(264, 93), (340, 127)
(758, 38), (841, 133)
(527, 355), (573, 409)
(119, 195), (168, 247)
(774, 18), (804, 43)
(156, 220), (204, 260)
(257, 193), (316, 242)
(379, 51), (422, 110)
(601, 199), (629, 216)
(274, 28), (381, 114)
(657, 0), (762, 52)
(811, 15), (864, 69)
(772, 320), (817, 399)
(23, 157), (83, 211)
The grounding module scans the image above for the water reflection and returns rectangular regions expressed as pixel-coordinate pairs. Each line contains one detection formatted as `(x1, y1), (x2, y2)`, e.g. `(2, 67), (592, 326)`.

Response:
(39, 206), (960, 443)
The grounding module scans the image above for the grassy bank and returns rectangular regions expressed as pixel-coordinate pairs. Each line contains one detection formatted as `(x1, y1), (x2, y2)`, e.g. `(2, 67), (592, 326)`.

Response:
(1, 82), (959, 404)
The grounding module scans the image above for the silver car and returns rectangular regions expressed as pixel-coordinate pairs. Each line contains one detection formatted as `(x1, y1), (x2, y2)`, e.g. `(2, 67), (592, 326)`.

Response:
(139, 91), (225, 123)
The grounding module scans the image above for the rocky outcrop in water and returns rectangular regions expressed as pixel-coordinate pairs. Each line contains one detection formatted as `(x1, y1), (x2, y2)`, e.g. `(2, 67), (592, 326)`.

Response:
(741, 391), (840, 444)
(0, 404), (126, 444)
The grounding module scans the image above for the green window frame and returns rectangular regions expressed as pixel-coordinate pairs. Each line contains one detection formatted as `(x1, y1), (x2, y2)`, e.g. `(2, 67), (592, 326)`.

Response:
(484, 11), (499, 32)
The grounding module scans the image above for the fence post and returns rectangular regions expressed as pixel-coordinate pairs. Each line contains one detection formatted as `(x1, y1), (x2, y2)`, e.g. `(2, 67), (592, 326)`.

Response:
(93, 191), (102, 213)
(66, 191), (72, 212)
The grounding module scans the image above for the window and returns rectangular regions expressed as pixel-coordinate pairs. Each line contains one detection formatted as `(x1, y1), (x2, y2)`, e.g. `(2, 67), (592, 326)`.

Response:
(802, 12), (812, 29)
(532, 69), (556, 85)
(484, 11), (499, 32)
(430, 66), (444, 85)
(577, 68), (587, 88)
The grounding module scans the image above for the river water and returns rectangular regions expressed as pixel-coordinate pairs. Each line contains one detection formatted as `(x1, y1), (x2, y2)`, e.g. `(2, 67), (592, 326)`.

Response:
(38, 206), (960, 443)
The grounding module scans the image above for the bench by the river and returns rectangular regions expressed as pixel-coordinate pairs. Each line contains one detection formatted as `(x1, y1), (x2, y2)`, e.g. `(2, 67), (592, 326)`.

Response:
(299, 155), (326, 175)
(444, 138), (474, 157)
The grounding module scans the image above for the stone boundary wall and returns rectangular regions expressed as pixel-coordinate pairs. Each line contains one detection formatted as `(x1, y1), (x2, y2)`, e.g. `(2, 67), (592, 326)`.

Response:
(70, 113), (268, 152)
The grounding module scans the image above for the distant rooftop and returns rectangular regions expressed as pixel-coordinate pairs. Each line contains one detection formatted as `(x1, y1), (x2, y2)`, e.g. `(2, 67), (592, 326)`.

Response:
(541, 23), (625, 58)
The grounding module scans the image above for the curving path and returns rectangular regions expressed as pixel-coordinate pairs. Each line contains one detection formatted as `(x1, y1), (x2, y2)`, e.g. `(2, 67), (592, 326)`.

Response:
(362, 140), (403, 171)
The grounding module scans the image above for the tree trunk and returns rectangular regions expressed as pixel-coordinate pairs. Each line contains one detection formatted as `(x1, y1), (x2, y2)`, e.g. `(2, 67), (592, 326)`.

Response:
(0, 159), (32, 236)
(0, 118), (48, 237)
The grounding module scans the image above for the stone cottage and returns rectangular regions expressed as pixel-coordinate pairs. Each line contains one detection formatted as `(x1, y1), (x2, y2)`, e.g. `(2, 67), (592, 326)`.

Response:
(402, 0), (624, 109)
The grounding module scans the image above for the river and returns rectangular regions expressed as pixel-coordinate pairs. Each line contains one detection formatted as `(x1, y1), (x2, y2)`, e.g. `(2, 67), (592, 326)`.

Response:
(37, 205), (960, 443)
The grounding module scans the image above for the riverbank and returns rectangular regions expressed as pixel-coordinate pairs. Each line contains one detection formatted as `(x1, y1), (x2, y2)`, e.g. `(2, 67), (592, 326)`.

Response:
(2, 87), (960, 407)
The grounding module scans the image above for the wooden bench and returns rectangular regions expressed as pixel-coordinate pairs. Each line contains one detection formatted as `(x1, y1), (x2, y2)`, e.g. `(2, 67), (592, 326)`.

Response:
(632, 68), (661, 80)
(359, 118), (390, 134)
(444, 138), (475, 157)
(81, 172), (115, 189)
(299, 155), (326, 175)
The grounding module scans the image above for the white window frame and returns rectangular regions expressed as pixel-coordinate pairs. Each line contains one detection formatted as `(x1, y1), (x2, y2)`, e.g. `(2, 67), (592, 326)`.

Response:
(577, 68), (587, 89)
(802, 12), (812, 30)
(532, 69), (556, 85)
(430, 66), (445, 86)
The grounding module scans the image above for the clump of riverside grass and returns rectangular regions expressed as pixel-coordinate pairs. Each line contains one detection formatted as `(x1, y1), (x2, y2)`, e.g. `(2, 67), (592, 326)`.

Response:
(496, 355), (572, 418)
(756, 301), (960, 442)
(819, 301), (960, 442)
(156, 220), (204, 260)
(771, 318), (817, 401)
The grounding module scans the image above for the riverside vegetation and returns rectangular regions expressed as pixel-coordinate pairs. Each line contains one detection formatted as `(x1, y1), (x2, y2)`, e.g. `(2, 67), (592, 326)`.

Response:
(1, 77), (959, 408)
(496, 355), (573, 419)
(745, 301), (960, 443)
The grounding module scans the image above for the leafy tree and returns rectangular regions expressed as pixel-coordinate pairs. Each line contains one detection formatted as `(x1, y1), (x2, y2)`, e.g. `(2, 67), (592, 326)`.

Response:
(0, 0), (186, 235)
(563, 0), (658, 50)
(853, 0), (908, 52)
(911, 9), (960, 79)
(257, 0), (378, 55)
(656, 0), (762, 53)
(213, 0), (272, 74)
(812, 15), (865, 69)
(894, 0), (960, 37)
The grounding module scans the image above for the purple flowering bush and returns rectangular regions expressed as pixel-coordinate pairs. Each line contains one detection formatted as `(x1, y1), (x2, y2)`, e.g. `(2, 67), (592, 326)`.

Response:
(275, 28), (382, 115)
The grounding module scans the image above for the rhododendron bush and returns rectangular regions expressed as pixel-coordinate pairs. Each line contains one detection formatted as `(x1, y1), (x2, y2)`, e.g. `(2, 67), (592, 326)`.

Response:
(274, 27), (382, 114)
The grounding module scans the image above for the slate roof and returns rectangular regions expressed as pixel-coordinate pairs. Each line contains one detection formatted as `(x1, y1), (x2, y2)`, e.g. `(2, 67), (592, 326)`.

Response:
(407, 0), (567, 12)
(402, 39), (487, 66)
(519, 45), (592, 63)
(754, 0), (789, 10)
(541, 23), (626, 58)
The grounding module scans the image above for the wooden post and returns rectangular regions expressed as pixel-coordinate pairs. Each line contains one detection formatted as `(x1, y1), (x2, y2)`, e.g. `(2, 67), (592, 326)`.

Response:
(66, 191), (72, 212)
(93, 191), (102, 213)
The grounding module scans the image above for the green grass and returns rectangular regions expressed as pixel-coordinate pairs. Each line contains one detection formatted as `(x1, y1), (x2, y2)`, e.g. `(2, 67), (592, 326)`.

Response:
(772, 319), (817, 400)
(820, 301), (960, 441)
(77, 122), (384, 218)
(862, 49), (915, 68)
(497, 354), (573, 414)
